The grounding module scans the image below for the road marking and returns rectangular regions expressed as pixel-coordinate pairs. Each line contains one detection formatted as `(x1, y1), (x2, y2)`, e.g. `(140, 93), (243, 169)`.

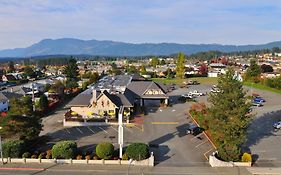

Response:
(124, 126), (133, 133)
(110, 126), (118, 132)
(195, 140), (208, 148)
(76, 127), (83, 134)
(203, 147), (215, 160)
(99, 126), (108, 134)
(87, 126), (95, 134)
(64, 128), (71, 134)
(133, 124), (144, 132)
(190, 133), (204, 141)
(151, 122), (179, 125)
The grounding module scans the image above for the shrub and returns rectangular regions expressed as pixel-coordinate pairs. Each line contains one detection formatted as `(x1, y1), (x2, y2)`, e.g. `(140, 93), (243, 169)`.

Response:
(31, 155), (38, 159)
(3, 140), (25, 158)
(22, 152), (31, 158)
(85, 155), (91, 160)
(125, 143), (149, 161)
(242, 153), (252, 162)
(96, 142), (114, 160)
(52, 141), (77, 159)
(122, 153), (129, 160)
(46, 149), (52, 159)
(76, 155), (83, 160)
(39, 152), (46, 159)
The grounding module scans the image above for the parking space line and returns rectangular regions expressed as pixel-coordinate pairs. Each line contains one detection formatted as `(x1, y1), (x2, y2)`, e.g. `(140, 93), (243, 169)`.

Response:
(124, 126), (133, 133)
(87, 126), (95, 134)
(64, 128), (71, 134)
(203, 147), (215, 160)
(133, 124), (144, 132)
(99, 126), (109, 134)
(190, 133), (204, 141)
(110, 126), (118, 132)
(195, 140), (208, 148)
(76, 127), (83, 134)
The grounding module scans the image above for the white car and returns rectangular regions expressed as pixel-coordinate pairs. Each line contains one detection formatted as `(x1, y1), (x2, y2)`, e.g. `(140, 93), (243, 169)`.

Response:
(273, 121), (281, 129)
(181, 94), (193, 99)
(188, 90), (204, 96)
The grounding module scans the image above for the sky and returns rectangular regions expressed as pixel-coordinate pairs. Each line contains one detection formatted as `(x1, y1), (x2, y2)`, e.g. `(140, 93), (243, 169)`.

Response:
(0, 0), (281, 49)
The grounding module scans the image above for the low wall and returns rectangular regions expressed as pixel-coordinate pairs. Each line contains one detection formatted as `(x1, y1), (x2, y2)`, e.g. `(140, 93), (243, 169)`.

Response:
(0, 154), (154, 167)
(209, 155), (251, 167)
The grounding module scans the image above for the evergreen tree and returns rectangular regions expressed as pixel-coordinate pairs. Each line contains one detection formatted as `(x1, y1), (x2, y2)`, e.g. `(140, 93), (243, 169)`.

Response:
(176, 52), (186, 79)
(8, 61), (15, 73)
(63, 58), (79, 79)
(208, 68), (252, 161)
(38, 95), (49, 111)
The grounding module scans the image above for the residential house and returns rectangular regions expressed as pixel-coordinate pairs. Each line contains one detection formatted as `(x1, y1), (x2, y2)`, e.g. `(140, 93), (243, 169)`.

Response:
(67, 74), (168, 121)
(2, 74), (17, 82)
(0, 91), (23, 112)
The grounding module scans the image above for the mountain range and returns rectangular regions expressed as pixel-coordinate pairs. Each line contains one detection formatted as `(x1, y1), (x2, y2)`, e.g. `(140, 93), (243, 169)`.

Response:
(1, 38), (281, 57)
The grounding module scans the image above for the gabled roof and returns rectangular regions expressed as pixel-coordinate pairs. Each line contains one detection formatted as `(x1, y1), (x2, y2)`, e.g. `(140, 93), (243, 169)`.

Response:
(131, 73), (146, 81)
(3, 74), (16, 81)
(98, 90), (118, 107)
(113, 94), (133, 107)
(68, 94), (92, 107)
(0, 91), (23, 102)
(11, 86), (32, 95)
(126, 81), (168, 98)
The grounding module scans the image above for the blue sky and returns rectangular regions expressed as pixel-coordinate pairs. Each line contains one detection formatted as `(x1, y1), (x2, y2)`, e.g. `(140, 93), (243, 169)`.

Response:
(0, 0), (281, 49)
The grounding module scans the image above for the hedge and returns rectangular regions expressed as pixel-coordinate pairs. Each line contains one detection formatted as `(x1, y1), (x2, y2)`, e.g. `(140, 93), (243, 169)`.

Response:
(125, 143), (149, 161)
(52, 141), (77, 159)
(3, 140), (25, 158)
(96, 142), (114, 160)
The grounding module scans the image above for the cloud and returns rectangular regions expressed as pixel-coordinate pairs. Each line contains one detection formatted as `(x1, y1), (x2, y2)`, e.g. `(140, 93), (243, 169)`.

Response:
(0, 0), (281, 49)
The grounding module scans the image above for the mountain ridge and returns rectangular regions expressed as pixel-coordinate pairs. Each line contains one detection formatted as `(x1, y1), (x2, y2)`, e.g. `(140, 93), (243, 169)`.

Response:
(1, 38), (281, 57)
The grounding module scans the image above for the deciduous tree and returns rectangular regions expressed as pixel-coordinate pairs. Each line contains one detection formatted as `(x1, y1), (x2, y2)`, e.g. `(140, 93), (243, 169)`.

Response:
(176, 52), (186, 79)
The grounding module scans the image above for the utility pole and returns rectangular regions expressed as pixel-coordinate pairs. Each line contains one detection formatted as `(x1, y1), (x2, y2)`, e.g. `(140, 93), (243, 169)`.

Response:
(118, 106), (124, 159)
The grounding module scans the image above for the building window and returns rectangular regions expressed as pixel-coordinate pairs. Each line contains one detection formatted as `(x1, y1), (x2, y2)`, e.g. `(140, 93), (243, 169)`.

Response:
(107, 100), (110, 107)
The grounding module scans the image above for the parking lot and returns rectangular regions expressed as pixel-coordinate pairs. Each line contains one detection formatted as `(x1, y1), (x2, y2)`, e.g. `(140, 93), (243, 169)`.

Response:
(41, 83), (281, 167)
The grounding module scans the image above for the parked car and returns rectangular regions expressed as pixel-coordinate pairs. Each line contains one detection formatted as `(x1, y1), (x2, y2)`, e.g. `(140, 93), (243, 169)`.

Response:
(186, 80), (200, 85)
(273, 121), (281, 129)
(181, 94), (193, 99)
(252, 102), (263, 107)
(189, 90), (204, 96)
(253, 97), (266, 103)
(186, 124), (204, 136)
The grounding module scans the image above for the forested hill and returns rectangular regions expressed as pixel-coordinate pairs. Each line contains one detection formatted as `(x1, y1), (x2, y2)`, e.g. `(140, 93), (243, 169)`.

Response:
(1, 38), (281, 57)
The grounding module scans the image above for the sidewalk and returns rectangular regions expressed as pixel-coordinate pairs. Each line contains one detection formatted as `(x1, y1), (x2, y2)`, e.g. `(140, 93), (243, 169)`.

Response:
(0, 163), (254, 175)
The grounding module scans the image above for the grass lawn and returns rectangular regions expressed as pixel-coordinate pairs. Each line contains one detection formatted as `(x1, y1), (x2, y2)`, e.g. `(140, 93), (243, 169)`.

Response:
(243, 81), (281, 94)
(151, 77), (218, 85)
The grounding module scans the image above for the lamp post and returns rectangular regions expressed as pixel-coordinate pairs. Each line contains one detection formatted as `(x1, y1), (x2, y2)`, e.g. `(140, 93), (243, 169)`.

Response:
(118, 106), (124, 159)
